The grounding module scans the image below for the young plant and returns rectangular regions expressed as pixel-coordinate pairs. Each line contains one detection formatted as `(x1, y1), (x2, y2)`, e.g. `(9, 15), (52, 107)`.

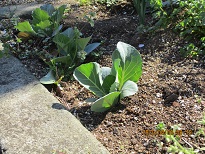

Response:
(15, 4), (67, 38)
(156, 122), (166, 130)
(40, 27), (100, 83)
(158, 116), (205, 153)
(73, 42), (142, 112)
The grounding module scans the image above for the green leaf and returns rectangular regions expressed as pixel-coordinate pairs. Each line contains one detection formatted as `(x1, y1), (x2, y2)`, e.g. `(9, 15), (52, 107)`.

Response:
(40, 70), (56, 84)
(61, 27), (75, 38)
(52, 24), (63, 37)
(53, 33), (70, 52)
(35, 20), (51, 29)
(40, 4), (55, 16)
(112, 41), (142, 89)
(51, 55), (72, 65)
(120, 80), (138, 98)
(15, 21), (36, 34)
(102, 75), (116, 94)
(32, 8), (50, 25)
(50, 5), (67, 25)
(101, 67), (115, 93)
(84, 43), (100, 54)
(77, 37), (91, 51)
(73, 62), (107, 97)
(91, 92), (121, 112)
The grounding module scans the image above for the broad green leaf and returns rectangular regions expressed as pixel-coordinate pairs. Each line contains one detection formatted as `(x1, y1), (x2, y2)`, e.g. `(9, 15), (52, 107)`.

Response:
(52, 24), (63, 37)
(15, 21), (36, 34)
(32, 8), (50, 25)
(61, 27), (75, 38)
(112, 42), (142, 89)
(77, 37), (91, 51)
(40, 4), (55, 16)
(35, 20), (51, 29)
(91, 92), (120, 112)
(120, 80), (138, 98)
(53, 33), (70, 52)
(40, 70), (56, 84)
(51, 5), (67, 24)
(84, 43), (101, 54)
(73, 62), (107, 97)
(101, 67), (115, 93)
(102, 75), (116, 94)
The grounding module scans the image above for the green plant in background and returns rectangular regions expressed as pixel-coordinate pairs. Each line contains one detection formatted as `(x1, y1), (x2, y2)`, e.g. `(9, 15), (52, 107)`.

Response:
(133, 0), (147, 25)
(149, 0), (205, 57)
(95, 0), (121, 6)
(0, 42), (10, 58)
(78, 0), (92, 5)
(157, 115), (205, 153)
(84, 12), (96, 27)
(40, 27), (100, 84)
(15, 4), (67, 38)
(156, 122), (166, 130)
(73, 42), (142, 112)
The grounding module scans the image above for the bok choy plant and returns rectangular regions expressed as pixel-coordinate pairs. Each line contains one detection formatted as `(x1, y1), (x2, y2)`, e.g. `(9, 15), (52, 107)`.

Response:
(73, 42), (142, 112)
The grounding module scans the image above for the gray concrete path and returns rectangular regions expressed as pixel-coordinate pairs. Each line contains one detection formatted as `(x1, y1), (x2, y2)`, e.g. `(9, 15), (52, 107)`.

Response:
(0, 2), (46, 19)
(0, 1), (76, 19)
(0, 56), (109, 154)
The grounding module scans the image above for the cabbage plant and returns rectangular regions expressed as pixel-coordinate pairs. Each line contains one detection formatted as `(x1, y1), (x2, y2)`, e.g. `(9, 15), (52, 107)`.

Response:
(15, 4), (66, 38)
(40, 27), (100, 84)
(73, 42), (142, 112)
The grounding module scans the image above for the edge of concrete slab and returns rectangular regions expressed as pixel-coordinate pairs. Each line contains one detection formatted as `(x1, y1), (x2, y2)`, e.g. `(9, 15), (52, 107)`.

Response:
(0, 55), (109, 154)
(0, 1), (76, 19)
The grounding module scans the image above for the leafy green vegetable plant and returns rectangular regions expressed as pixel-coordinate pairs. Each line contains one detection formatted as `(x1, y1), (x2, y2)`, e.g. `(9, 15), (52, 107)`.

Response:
(15, 4), (67, 38)
(40, 27), (100, 84)
(73, 42), (142, 112)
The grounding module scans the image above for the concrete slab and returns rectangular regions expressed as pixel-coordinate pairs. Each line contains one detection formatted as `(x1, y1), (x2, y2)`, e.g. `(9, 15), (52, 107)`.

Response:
(0, 1), (76, 19)
(0, 2), (43, 19)
(0, 56), (109, 154)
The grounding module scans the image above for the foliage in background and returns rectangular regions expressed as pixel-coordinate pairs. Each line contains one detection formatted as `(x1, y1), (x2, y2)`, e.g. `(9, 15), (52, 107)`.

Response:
(133, 0), (147, 25)
(0, 16), (20, 59)
(15, 4), (66, 38)
(151, 0), (205, 57)
(132, 0), (204, 57)
(74, 42), (142, 112)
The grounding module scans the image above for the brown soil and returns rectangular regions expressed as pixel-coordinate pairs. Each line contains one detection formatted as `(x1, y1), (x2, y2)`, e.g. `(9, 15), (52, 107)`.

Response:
(3, 1), (205, 153)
